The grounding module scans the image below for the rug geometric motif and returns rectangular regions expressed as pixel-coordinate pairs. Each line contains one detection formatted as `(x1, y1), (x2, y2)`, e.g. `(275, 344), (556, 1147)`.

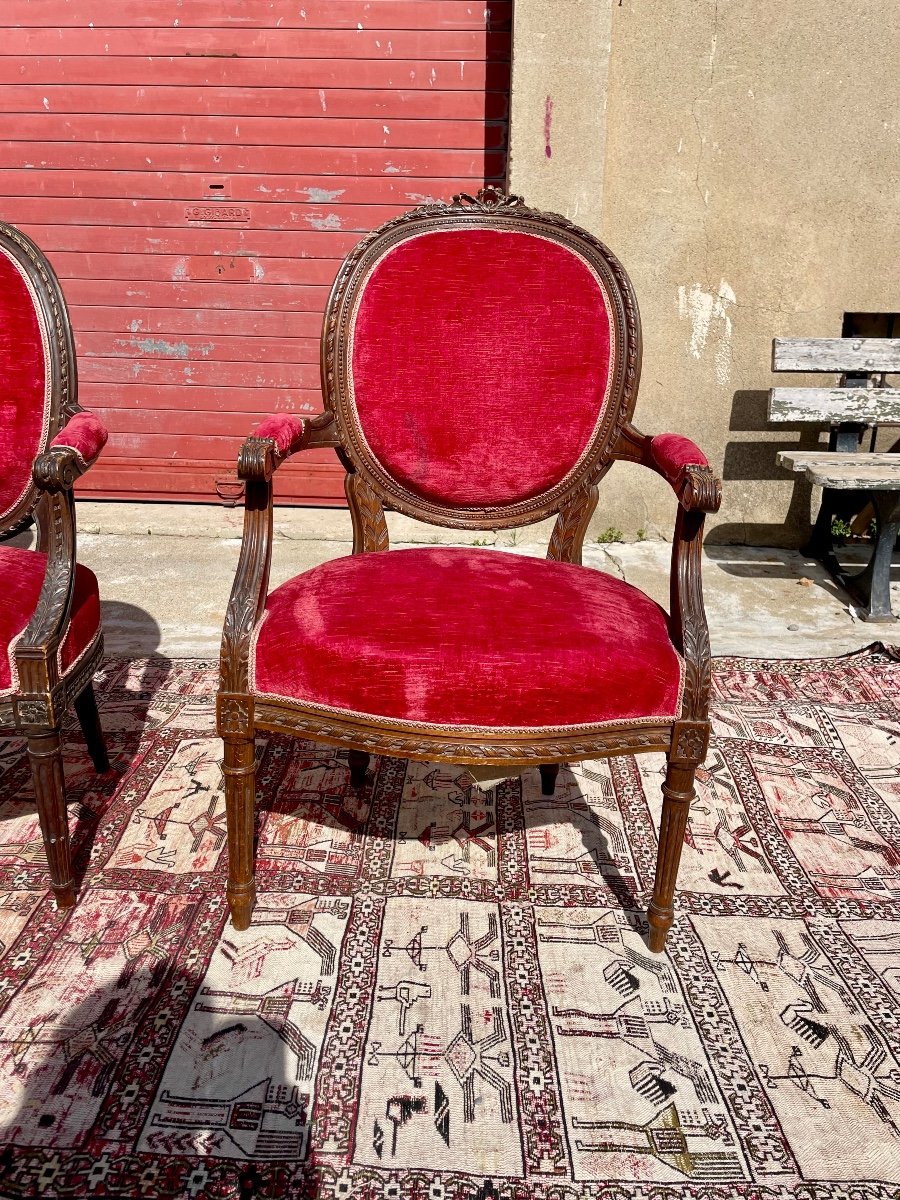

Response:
(0, 646), (898, 1198)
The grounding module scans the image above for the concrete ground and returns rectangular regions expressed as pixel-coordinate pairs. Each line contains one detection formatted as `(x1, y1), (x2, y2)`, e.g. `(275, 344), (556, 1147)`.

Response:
(13, 502), (900, 660)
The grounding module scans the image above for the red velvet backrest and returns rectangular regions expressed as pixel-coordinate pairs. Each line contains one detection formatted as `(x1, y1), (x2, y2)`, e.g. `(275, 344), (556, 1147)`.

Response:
(0, 233), (51, 527)
(325, 196), (640, 526)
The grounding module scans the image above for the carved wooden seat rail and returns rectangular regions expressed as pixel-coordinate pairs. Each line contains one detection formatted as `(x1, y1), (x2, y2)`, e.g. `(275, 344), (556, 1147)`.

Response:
(0, 220), (110, 907)
(217, 189), (722, 952)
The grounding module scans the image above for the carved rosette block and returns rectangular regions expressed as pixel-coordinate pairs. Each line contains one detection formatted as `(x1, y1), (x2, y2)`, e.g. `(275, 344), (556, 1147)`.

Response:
(670, 720), (710, 765)
(217, 695), (253, 738)
(16, 697), (54, 727)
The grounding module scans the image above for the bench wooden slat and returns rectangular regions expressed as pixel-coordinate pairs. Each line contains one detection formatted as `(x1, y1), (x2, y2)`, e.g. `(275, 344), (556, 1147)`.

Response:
(772, 338), (900, 372)
(768, 387), (900, 422)
(777, 450), (900, 489)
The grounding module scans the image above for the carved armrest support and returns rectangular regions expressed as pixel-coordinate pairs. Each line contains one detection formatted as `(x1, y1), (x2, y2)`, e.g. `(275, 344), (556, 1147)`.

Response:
(611, 425), (716, 719)
(222, 413), (339, 692)
(16, 488), (77, 681)
(238, 411), (338, 481)
(669, 505), (713, 720)
(18, 411), (108, 679)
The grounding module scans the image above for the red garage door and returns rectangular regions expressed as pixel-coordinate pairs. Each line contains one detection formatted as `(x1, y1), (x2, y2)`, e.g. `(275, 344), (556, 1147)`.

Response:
(0, 1), (510, 503)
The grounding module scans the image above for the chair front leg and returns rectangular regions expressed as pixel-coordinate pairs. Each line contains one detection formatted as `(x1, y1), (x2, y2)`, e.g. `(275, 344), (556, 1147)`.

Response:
(26, 726), (76, 908)
(647, 758), (697, 953)
(74, 682), (110, 773)
(223, 730), (258, 930)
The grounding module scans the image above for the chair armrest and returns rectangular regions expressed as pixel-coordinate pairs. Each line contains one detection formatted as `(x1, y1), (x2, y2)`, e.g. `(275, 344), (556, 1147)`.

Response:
(238, 411), (337, 481)
(32, 409), (109, 492)
(613, 424), (722, 513)
(649, 433), (722, 513)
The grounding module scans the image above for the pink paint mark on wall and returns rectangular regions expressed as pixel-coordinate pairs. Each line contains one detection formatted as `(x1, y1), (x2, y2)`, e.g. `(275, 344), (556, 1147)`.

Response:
(544, 95), (553, 158)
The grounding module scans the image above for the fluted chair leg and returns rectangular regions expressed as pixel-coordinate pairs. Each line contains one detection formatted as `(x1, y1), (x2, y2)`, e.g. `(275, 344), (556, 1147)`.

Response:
(74, 682), (109, 773)
(348, 750), (370, 789)
(539, 764), (560, 796)
(647, 759), (696, 952)
(223, 732), (257, 931)
(27, 727), (76, 909)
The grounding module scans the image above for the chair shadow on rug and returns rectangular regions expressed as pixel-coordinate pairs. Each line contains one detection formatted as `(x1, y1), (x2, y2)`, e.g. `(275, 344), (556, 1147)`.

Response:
(97, 602), (173, 746)
(0, 960), (304, 1188)
(249, 739), (647, 938)
(217, 189), (722, 953)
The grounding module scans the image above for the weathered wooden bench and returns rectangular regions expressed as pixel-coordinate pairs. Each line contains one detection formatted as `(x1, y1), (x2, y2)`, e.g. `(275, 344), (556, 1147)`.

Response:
(770, 337), (900, 621)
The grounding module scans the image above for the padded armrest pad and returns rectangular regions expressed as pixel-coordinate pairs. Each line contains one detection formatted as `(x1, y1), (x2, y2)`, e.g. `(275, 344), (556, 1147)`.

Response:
(253, 413), (307, 454)
(50, 410), (108, 465)
(650, 433), (709, 483)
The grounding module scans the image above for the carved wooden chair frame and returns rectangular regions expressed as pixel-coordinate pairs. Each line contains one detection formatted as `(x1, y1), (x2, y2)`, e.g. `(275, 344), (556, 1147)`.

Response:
(0, 220), (109, 907)
(218, 189), (722, 951)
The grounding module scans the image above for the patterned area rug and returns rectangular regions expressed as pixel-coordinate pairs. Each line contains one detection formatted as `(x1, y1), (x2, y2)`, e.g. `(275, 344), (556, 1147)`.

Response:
(0, 647), (899, 1199)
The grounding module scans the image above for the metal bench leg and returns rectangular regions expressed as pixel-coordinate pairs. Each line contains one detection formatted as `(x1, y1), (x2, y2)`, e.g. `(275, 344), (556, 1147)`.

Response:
(849, 491), (900, 622)
(802, 424), (867, 573)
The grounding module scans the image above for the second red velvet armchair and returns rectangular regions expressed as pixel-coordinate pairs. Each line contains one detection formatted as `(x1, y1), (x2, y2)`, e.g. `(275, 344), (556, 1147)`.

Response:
(0, 220), (110, 908)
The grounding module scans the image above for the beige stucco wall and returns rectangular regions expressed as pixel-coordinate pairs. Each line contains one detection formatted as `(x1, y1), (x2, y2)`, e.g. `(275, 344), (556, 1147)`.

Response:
(510, 0), (900, 544)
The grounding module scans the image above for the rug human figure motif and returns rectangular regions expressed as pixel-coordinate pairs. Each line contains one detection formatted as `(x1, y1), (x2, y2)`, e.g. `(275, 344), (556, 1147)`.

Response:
(0, 647), (898, 1198)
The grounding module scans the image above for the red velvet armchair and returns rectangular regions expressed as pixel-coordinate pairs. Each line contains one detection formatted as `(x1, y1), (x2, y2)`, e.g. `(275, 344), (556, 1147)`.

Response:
(0, 220), (109, 907)
(218, 189), (722, 952)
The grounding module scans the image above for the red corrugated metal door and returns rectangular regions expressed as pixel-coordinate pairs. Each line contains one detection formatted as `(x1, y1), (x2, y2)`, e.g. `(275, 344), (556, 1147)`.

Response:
(0, 1), (510, 503)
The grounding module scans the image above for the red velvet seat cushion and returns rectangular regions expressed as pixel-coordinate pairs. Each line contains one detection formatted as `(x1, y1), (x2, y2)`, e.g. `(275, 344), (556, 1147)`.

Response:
(0, 546), (101, 694)
(252, 548), (682, 729)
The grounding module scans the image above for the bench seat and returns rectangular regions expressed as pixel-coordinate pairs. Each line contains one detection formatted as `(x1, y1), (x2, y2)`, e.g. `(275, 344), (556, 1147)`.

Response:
(777, 451), (900, 490)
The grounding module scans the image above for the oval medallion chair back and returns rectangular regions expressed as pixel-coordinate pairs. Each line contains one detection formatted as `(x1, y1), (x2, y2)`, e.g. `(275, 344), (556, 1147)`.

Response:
(0, 220), (110, 908)
(218, 190), (722, 952)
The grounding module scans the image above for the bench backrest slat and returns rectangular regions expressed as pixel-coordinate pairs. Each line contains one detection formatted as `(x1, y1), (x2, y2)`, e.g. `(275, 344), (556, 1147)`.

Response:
(769, 387), (900, 423)
(772, 338), (900, 372)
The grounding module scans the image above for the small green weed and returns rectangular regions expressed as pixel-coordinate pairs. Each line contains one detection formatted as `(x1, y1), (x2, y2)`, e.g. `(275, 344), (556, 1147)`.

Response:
(636, 527), (646, 541)
(596, 526), (624, 544)
(830, 516), (853, 541)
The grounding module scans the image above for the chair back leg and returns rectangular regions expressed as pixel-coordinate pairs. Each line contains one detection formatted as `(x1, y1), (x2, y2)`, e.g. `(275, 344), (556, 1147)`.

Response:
(348, 749), (370, 789)
(539, 763), (560, 796)
(74, 682), (109, 773)
(646, 758), (697, 952)
(26, 727), (76, 908)
(223, 730), (258, 930)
